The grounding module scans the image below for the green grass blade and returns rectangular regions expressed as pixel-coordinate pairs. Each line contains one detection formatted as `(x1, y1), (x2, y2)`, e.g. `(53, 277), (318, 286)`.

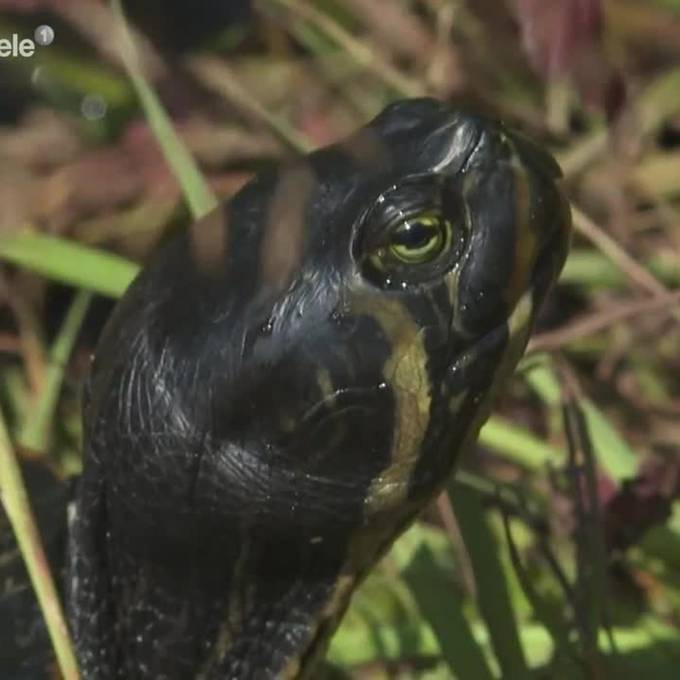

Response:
(0, 411), (80, 679)
(449, 485), (530, 679)
(402, 543), (495, 679)
(500, 513), (578, 667)
(560, 250), (680, 290)
(479, 415), (564, 469)
(111, 0), (218, 220)
(329, 619), (438, 666)
(18, 291), (92, 454)
(563, 399), (611, 672)
(0, 230), (138, 297)
(581, 399), (639, 483)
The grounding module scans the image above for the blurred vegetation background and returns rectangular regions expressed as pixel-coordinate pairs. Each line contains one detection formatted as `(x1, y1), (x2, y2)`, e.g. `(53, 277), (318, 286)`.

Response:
(1, 1), (680, 678)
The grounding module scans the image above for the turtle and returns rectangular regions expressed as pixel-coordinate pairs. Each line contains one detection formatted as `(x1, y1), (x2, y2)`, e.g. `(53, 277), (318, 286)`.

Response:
(1, 98), (571, 679)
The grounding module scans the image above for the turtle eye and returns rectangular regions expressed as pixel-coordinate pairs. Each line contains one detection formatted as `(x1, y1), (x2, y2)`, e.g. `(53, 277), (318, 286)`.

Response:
(355, 178), (467, 289)
(388, 215), (449, 264)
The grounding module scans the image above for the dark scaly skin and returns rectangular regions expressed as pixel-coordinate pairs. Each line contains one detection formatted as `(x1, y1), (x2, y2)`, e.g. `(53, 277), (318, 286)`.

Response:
(61, 98), (568, 678)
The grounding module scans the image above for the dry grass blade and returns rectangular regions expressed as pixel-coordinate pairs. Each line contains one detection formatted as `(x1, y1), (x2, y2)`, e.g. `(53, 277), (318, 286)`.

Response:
(341, 0), (464, 92)
(187, 56), (313, 155)
(0, 413), (80, 680)
(528, 289), (680, 352)
(572, 206), (673, 299)
(0, 275), (46, 397)
(558, 67), (680, 178)
(262, 0), (426, 98)
(557, 129), (608, 179)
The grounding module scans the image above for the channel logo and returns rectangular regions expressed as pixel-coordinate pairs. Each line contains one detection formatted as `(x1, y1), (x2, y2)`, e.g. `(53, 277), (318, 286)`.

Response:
(0, 24), (54, 58)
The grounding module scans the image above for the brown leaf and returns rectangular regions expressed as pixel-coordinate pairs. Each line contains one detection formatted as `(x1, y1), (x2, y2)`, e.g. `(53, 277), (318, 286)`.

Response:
(513, 0), (625, 117)
(514, 0), (603, 79)
(602, 459), (680, 552)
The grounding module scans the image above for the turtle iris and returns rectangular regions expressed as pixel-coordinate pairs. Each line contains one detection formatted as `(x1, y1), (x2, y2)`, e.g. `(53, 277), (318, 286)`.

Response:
(388, 214), (450, 263)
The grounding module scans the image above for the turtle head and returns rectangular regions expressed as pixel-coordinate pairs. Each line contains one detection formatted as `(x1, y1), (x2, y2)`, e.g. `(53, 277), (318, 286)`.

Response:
(85, 98), (570, 545)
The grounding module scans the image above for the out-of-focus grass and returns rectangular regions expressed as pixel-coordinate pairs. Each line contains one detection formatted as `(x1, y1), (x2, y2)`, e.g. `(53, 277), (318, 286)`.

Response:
(0, 230), (139, 297)
(0, 411), (79, 679)
(0, 3), (218, 676)
(110, 0), (217, 219)
(0, 0), (679, 678)
(17, 289), (91, 454)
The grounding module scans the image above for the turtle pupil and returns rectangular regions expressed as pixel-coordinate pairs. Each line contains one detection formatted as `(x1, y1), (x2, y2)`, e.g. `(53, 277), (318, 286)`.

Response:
(392, 220), (435, 249)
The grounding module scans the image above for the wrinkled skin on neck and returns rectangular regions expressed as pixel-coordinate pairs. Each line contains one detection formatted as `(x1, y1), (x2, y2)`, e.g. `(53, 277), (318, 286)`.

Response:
(69, 98), (571, 679)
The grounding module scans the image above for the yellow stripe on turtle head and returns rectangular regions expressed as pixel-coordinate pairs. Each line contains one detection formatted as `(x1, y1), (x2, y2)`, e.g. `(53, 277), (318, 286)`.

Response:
(348, 296), (432, 517)
(503, 150), (539, 310)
